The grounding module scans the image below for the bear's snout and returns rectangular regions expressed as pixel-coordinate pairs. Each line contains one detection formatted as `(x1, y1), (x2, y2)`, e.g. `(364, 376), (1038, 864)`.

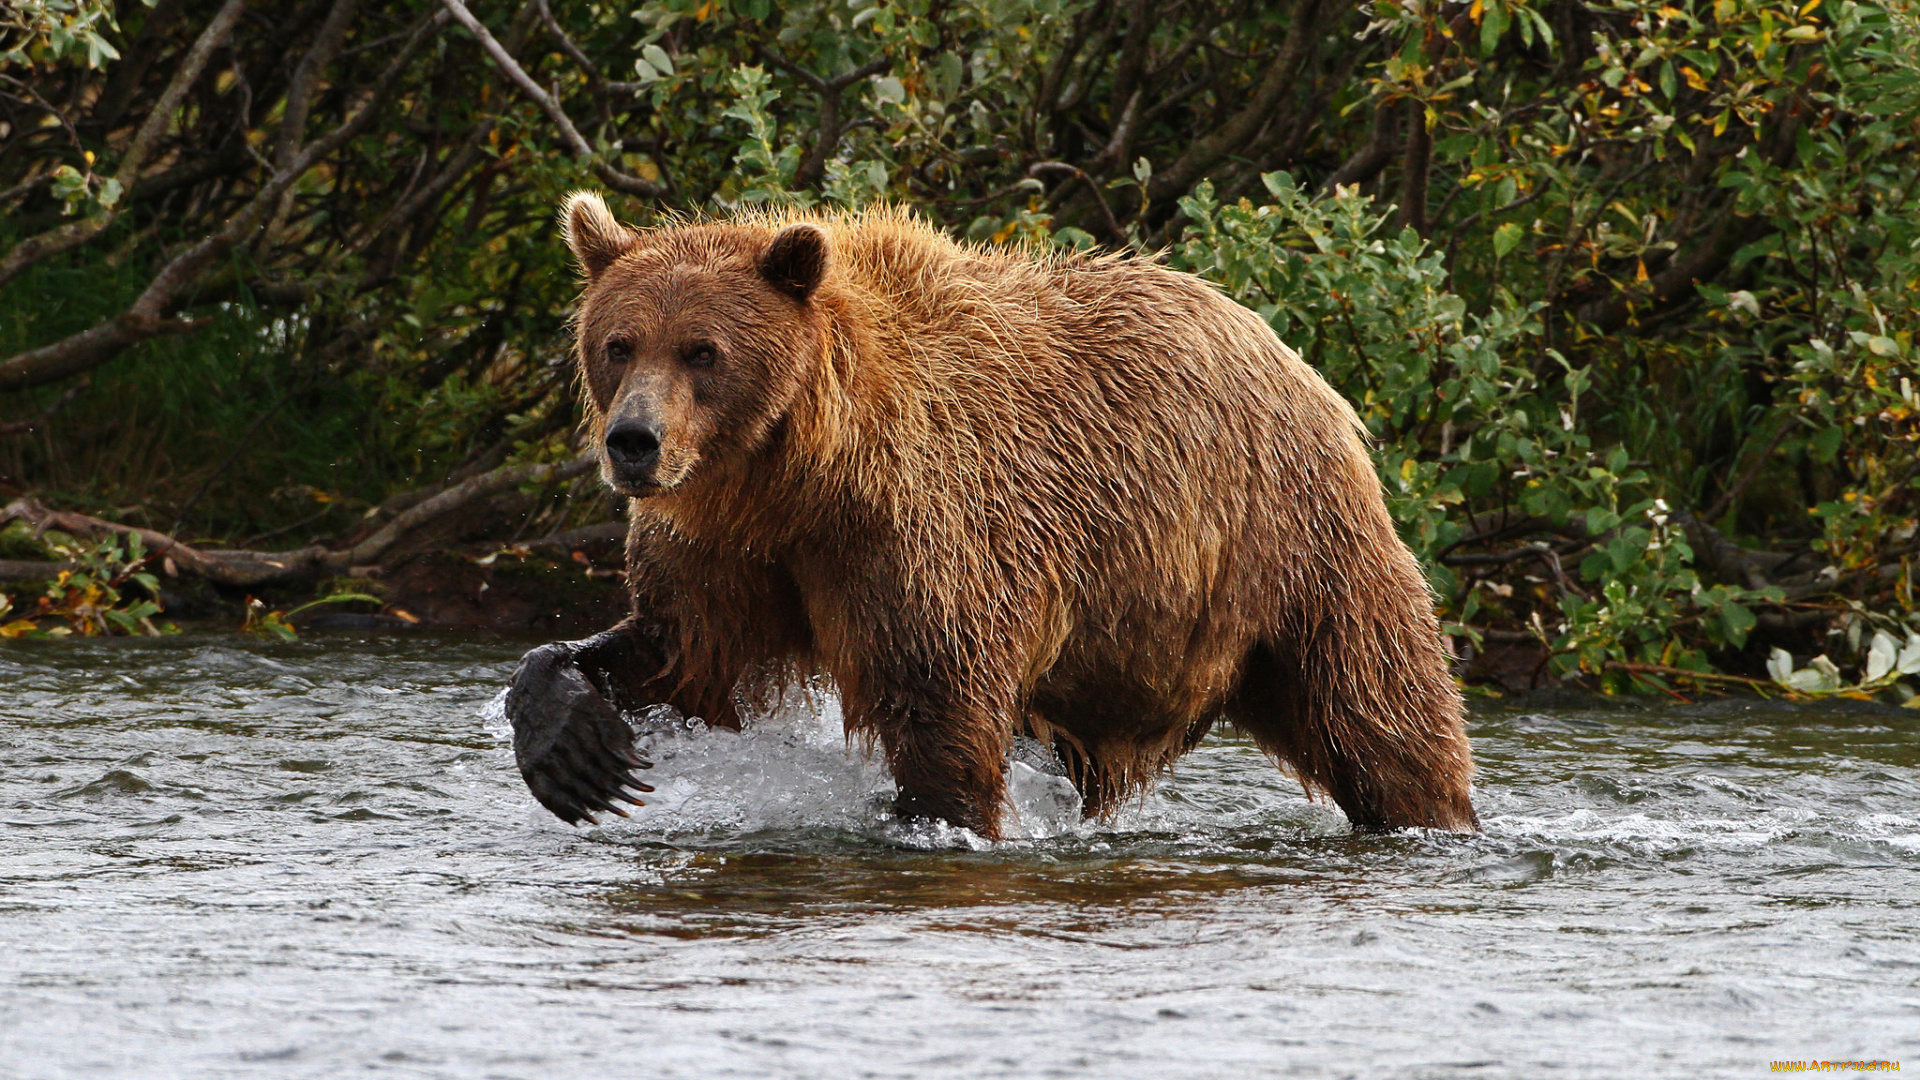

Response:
(604, 416), (664, 488)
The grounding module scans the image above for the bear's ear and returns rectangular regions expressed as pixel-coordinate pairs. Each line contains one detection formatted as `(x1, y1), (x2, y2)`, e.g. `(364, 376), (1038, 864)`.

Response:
(760, 223), (830, 302)
(561, 191), (635, 279)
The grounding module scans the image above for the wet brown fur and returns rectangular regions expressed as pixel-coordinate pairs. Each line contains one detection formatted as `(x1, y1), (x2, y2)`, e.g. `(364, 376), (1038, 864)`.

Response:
(562, 192), (1478, 839)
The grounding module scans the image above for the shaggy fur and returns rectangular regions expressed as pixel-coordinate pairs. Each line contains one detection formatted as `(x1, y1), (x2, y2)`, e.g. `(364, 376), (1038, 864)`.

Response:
(548, 192), (1477, 838)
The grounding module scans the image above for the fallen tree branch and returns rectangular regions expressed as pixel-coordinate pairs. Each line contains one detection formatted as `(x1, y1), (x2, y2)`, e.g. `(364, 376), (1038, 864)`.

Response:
(1604, 661), (1777, 690)
(1756, 609), (1831, 630)
(527, 521), (625, 552)
(0, 559), (78, 585)
(0, 454), (597, 587)
(332, 454), (596, 569)
(1671, 507), (1799, 591)
(0, 497), (313, 587)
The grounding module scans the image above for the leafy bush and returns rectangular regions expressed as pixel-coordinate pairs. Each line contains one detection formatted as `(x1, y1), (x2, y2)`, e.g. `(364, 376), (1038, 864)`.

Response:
(1171, 172), (1793, 691)
(0, 531), (166, 637)
(1, 0), (1916, 696)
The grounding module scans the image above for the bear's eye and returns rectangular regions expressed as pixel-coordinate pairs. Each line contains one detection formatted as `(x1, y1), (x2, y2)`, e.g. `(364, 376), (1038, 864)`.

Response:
(685, 343), (719, 369)
(605, 339), (632, 364)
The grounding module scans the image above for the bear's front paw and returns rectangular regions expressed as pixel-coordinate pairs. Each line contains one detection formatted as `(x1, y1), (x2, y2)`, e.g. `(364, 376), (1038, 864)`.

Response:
(505, 642), (654, 825)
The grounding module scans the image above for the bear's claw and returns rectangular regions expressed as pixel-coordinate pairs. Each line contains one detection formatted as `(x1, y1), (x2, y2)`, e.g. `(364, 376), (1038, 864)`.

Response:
(505, 642), (655, 825)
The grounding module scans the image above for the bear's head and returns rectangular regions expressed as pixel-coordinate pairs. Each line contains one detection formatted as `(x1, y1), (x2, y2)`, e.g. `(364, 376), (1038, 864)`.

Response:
(562, 191), (828, 497)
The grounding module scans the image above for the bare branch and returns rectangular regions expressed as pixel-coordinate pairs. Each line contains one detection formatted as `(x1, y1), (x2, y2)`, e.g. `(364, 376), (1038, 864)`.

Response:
(0, 559), (79, 584)
(0, 314), (212, 394)
(528, 522), (626, 553)
(1038, 4), (1098, 118)
(439, 0), (664, 197)
(115, 0), (250, 188)
(1396, 97), (1431, 235)
(1107, 0), (1158, 124)
(86, 0), (189, 135)
(0, 0), (248, 292)
(1575, 206), (1770, 334)
(762, 51), (890, 188)
(1089, 88), (1142, 173)
(0, 496), (318, 587)
(1146, 0), (1323, 205)
(275, 0), (360, 171)
(1030, 161), (1125, 239)
(0, 11), (446, 393)
(534, 0), (607, 114)
(1318, 100), (1399, 195)
(0, 453), (597, 587)
(346, 122), (495, 260)
(262, 0), (361, 247)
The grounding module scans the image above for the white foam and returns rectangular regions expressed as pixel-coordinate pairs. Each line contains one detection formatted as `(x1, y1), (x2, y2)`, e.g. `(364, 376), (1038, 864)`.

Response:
(486, 680), (1089, 845)
(1489, 806), (1819, 854)
(1854, 813), (1920, 852)
(619, 685), (896, 838)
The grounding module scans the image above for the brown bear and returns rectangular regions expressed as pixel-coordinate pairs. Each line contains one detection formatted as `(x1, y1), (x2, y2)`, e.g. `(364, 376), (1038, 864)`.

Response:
(503, 193), (1478, 839)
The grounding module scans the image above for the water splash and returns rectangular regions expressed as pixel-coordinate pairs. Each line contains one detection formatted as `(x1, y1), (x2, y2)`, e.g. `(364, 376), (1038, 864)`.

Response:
(482, 682), (1089, 844)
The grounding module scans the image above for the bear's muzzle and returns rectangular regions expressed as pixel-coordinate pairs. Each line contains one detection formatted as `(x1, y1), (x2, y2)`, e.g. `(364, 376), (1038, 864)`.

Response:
(604, 415), (665, 491)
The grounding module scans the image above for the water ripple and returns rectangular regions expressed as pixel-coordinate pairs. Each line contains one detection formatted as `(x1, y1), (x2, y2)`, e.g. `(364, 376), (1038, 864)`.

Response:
(2, 634), (1916, 1079)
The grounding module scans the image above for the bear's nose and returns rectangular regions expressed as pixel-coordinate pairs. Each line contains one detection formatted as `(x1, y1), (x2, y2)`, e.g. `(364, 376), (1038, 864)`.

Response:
(604, 418), (663, 472)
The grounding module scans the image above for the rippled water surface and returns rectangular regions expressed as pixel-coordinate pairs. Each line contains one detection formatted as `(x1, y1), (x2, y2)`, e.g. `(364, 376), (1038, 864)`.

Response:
(2, 635), (1917, 1078)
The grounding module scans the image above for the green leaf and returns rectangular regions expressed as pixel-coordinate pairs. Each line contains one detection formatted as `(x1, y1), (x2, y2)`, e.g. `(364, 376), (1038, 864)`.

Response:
(1480, 1), (1510, 56)
(1718, 602), (1756, 648)
(1521, 6), (1554, 49)
(641, 43), (674, 78)
(1492, 221), (1524, 258)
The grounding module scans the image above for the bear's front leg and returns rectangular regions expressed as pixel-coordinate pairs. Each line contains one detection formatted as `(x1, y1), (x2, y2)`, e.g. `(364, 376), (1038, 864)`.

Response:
(845, 654), (1013, 840)
(505, 617), (666, 824)
(885, 721), (1010, 840)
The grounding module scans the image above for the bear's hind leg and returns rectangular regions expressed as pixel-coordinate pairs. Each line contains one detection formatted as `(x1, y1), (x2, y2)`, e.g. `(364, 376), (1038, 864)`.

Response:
(1228, 626), (1478, 833)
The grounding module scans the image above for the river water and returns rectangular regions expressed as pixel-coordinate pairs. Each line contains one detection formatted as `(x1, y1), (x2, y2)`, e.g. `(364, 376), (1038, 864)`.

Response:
(1, 634), (1915, 1078)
